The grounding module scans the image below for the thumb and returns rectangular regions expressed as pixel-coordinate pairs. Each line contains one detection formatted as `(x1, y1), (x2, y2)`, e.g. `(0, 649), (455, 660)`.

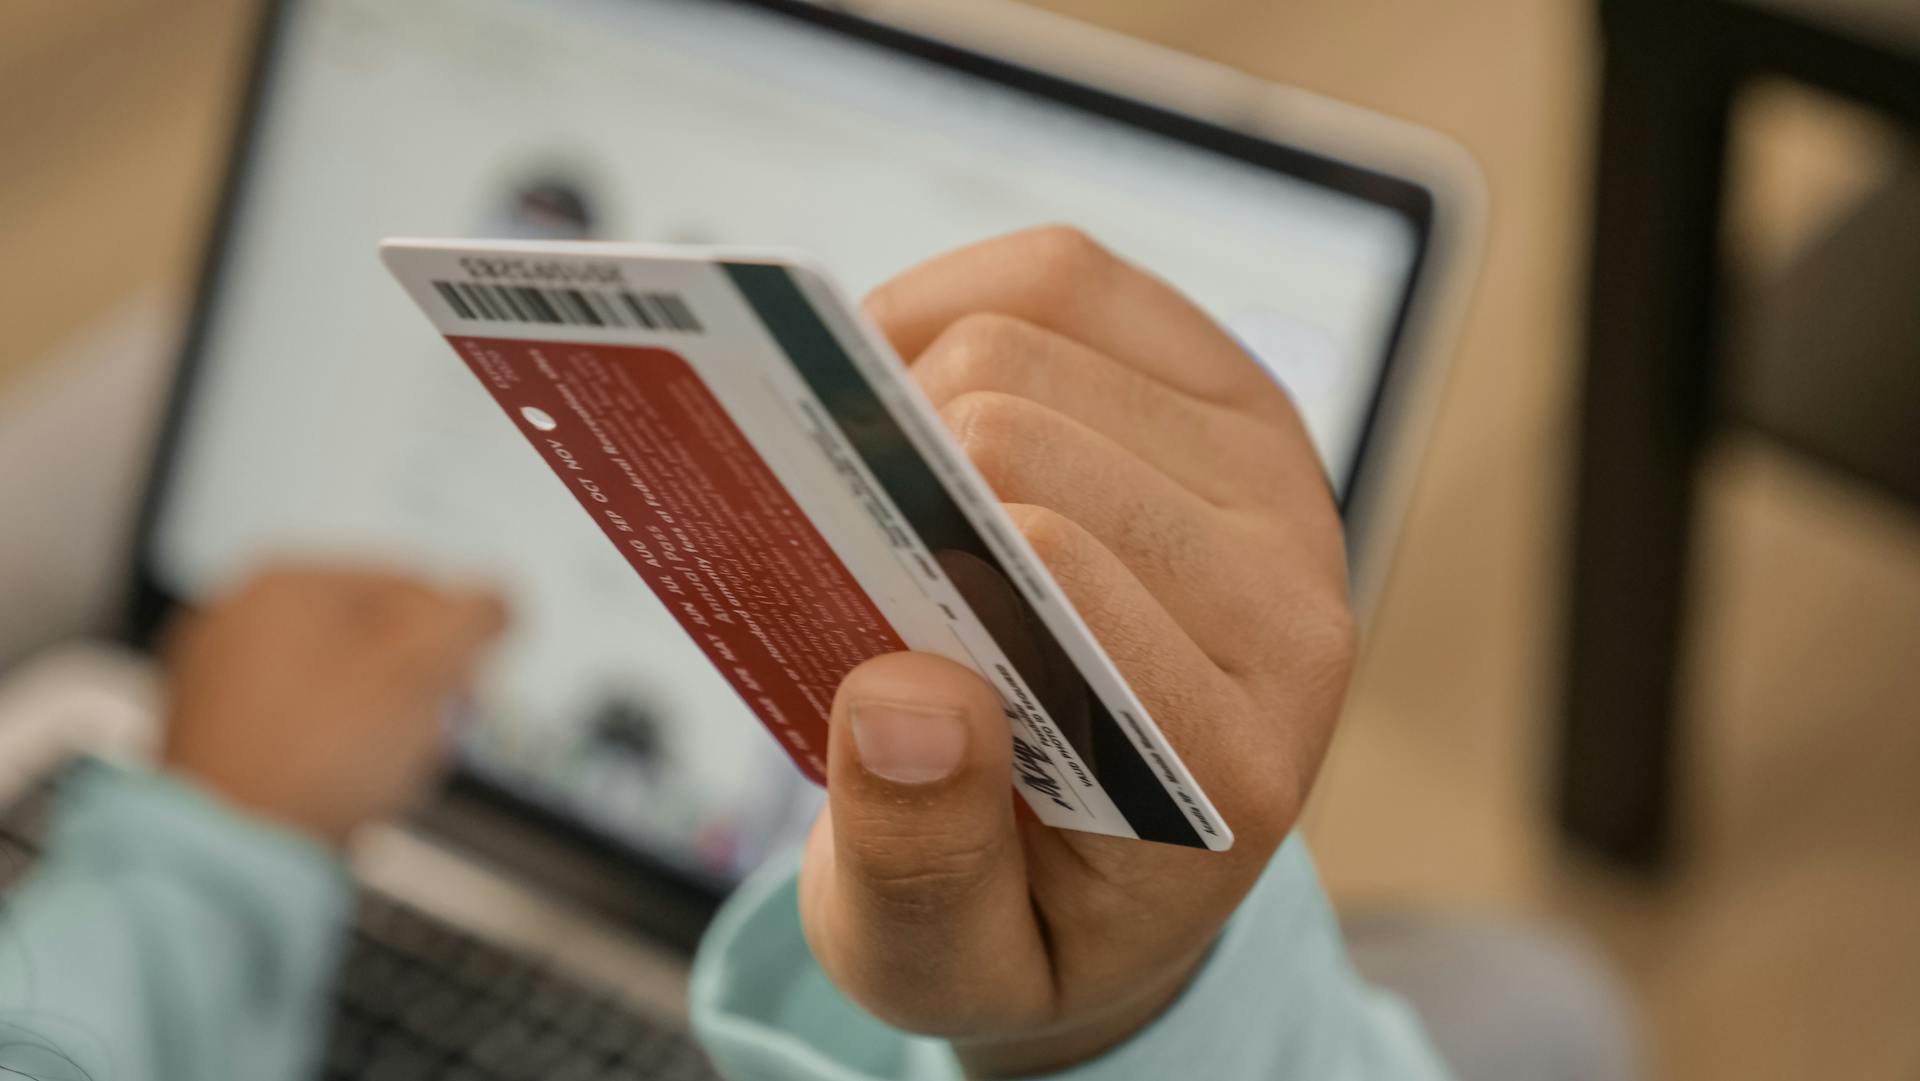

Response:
(799, 650), (1051, 1033)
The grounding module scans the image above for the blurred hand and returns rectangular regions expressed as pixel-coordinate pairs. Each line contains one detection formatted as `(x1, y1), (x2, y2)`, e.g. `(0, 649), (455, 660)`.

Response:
(162, 567), (508, 846)
(800, 228), (1357, 1075)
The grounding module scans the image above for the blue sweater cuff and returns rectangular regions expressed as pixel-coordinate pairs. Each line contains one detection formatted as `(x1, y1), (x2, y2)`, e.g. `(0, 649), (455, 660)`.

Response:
(1005, 837), (1445, 1080)
(1, 759), (355, 1079)
(46, 759), (355, 976)
(689, 835), (1449, 1081)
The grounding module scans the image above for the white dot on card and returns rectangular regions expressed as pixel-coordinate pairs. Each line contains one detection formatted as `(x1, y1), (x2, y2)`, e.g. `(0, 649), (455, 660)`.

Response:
(521, 406), (558, 431)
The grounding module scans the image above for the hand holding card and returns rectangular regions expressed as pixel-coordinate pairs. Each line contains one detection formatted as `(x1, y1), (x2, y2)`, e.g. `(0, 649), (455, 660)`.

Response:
(798, 228), (1358, 1074)
(384, 226), (1355, 1071)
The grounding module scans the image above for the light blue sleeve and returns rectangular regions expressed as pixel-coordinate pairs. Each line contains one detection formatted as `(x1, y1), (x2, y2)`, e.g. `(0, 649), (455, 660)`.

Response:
(689, 835), (1453, 1081)
(0, 760), (352, 1081)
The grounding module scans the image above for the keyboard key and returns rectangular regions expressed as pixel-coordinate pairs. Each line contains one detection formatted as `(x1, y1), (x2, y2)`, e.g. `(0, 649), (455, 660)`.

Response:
(325, 1010), (379, 1075)
(543, 1047), (607, 1081)
(361, 1032), (440, 1081)
(469, 1015), (554, 1079)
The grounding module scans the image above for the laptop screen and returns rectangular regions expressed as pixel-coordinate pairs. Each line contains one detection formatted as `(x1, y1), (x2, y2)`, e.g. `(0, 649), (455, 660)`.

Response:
(143, 0), (1428, 887)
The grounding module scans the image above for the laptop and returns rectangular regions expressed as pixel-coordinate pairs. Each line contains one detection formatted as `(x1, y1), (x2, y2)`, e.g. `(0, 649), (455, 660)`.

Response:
(0, 0), (1479, 1076)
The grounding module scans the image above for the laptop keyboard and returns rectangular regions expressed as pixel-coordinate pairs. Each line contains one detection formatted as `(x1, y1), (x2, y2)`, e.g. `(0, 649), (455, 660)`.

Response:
(0, 771), (719, 1081)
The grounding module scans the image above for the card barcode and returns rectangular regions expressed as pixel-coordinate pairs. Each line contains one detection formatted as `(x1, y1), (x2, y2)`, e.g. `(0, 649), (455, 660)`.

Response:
(431, 280), (703, 333)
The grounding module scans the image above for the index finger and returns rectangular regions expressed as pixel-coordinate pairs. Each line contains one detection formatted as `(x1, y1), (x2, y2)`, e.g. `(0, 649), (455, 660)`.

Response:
(864, 226), (1286, 412)
(374, 588), (510, 686)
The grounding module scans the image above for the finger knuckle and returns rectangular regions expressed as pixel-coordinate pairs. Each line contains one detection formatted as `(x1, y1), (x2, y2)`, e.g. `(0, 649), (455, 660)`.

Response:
(940, 390), (1033, 493)
(1022, 224), (1114, 277)
(923, 313), (1035, 398)
(1009, 225), (1117, 310)
(845, 832), (1001, 918)
(1243, 579), (1357, 710)
(1005, 503), (1093, 573)
(1296, 588), (1359, 680)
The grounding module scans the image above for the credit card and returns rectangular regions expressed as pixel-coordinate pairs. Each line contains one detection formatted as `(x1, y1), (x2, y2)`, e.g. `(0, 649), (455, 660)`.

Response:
(382, 239), (1231, 851)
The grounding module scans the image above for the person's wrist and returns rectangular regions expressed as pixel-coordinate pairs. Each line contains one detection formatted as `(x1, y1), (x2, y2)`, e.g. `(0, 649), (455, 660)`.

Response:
(163, 740), (352, 848)
(951, 942), (1209, 1077)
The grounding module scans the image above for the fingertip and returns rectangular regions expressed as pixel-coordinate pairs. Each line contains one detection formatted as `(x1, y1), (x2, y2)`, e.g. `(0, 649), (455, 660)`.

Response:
(832, 651), (1011, 797)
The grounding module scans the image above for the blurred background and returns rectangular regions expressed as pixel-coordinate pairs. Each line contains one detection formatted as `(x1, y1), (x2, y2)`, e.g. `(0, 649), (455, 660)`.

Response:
(2, 1), (1916, 1078)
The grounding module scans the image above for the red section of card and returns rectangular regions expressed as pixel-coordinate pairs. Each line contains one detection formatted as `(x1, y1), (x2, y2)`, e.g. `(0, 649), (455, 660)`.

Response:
(448, 335), (905, 783)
